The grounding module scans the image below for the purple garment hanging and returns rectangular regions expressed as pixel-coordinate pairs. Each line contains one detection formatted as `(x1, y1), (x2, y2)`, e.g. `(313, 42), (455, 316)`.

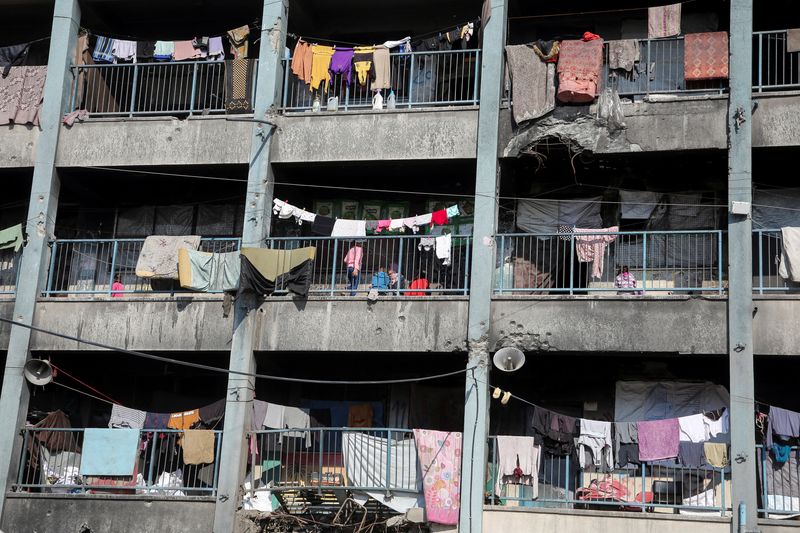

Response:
(329, 47), (355, 86)
(637, 418), (680, 461)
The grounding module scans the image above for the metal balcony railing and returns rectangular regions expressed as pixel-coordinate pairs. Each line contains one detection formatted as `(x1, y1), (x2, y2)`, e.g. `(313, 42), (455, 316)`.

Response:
(758, 444), (800, 517)
(42, 235), (469, 297)
(279, 49), (481, 112)
(14, 428), (222, 496)
(488, 436), (731, 514)
(494, 230), (724, 295)
(754, 31), (800, 92)
(267, 234), (471, 296)
(247, 428), (418, 496)
(603, 36), (727, 97)
(69, 60), (258, 117)
(44, 237), (241, 297)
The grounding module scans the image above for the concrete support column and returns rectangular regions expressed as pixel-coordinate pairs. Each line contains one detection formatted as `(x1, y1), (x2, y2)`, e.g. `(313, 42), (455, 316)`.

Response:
(0, 0), (80, 522)
(727, 0), (757, 531)
(212, 1), (288, 532)
(459, 2), (507, 532)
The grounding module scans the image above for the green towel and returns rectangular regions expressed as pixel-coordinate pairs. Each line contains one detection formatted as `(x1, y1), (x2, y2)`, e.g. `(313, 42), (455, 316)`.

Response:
(0, 224), (23, 252)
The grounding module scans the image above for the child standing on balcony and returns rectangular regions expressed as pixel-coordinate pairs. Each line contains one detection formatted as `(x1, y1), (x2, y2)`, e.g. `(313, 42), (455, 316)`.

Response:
(111, 275), (125, 298)
(344, 242), (363, 296)
(614, 266), (638, 294)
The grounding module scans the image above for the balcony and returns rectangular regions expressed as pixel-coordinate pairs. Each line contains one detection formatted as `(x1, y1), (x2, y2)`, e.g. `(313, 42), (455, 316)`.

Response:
(0, 248), (20, 297)
(70, 60), (256, 118)
(13, 428), (222, 497)
(43, 235), (471, 298)
(279, 49), (481, 112)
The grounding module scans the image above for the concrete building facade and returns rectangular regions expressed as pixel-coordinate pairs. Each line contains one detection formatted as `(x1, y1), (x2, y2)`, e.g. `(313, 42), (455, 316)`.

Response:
(1, 0), (800, 532)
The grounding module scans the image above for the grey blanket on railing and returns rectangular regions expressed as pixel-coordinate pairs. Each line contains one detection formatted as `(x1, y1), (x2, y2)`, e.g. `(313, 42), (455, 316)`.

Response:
(504, 45), (555, 125)
(135, 235), (201, 280)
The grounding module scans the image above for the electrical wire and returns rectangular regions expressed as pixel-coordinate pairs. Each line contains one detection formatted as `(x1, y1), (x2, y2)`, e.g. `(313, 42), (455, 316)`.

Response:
(50, 381), (115, 407)
(0, 316), (470, 386)
(507, 0), (698, 21)
(51, 363), (120, 404)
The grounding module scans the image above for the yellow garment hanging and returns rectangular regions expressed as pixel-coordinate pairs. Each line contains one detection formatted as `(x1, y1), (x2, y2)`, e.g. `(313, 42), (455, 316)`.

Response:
(310, 45), (335, 92)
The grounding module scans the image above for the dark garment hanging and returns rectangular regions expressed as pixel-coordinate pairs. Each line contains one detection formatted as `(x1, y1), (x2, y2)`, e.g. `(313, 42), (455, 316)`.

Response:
(617, 443), (641, 467)
(137, 41), (156, 60)
(678, 441), (705, 468)
(199, 399), (227, 426)
(237, 253), (314, 298)
(767, 406), (800, 448)
(143, 412), (170, 430)
(311, 215), (335, 236)
(0, 43), (30, 77)
(531, 406), (579, 456)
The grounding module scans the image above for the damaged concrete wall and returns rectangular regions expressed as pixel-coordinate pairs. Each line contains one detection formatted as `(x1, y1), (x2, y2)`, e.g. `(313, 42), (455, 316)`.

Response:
(0, 126), (39, 168)
(1, 495), (215, 533)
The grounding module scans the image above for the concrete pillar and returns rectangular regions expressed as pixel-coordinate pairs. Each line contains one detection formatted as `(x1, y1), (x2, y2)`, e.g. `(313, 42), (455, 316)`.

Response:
(212, 1), (288, 532)
(0, 0), (80, 521)
(459, 2), (507, 532)
(727, 0), (757, 530)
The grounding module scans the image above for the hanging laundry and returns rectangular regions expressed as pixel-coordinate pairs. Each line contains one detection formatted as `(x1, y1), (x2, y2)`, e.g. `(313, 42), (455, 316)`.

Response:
(678, 414), (706, 443)
(418, 237), (435, 251)
(113, 40), (137, 62)
(252, 399), (269, 430)
(382, 36), (411, 51)
(531, 407), (579, 456)
(225, 59), (255, 113)
(353, 46), (375, 86)
(445, 205), (460, 218)
(372, 46), (391, 90)
(431, 209), (448, 227)
(311, 215), (335, 236)
(648, 3), (682, 39)
(143, 412), (170, 430)
(779, 227), (800, 282)
(607, 39), (640, 73)
(767, 406), (800, 448)
(291, 40), (313, 84)
(460, 23), (474, 46)
(532, 40), (559, 63)
(329, 47), (355, 86)
(0, 43), (31, 77)
(0, 224), (23, 252)
(178, 249), (241, 292)
(494, 436), (540, 497)
(573, 226), (618, 279)
(198, 399), (227, 427)
(678, 441), (705, 467)
(703, 409), (729, 440)
(331, 219), (366, 237)
(135, 235), (201, 280)
(237, 247), (317, 298)
(227, 25), (250, 59)
(414, 429), (462, 525)
(264, 403), (286, 429)
(168, 409), (201, 430)
(435, 234), (452, 266)
(309, 45), (335, 92)
(577, 419), (613, 470)
(684, 32), (729, 81)
(153, 41), (174, 61)
(173, 40), (202, 61)
(92, 36), (115, 63)
(182, 430), (215, 465)
(375, 219), (391, 233)
(505, 44), (555, 124)
(637, 418), (680, 461)
(208, 37), (225, 60)
(556, 39), (604, 103)
(703, 442), (728, 468)
(108, 405), (147, 429)
(137, 41), (156, 61)
(283, 407), (312, 447)
(79, 428), (140, 476)
(772, 443), (792, 465)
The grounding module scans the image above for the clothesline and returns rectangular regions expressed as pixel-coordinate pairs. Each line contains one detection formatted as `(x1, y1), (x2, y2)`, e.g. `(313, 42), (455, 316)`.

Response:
(285, 17), (481, 49)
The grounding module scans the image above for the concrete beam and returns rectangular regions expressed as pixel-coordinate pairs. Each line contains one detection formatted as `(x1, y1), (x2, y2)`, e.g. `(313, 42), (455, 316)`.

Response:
(0, 127), (39, 168)
(2, 495), (214, 533)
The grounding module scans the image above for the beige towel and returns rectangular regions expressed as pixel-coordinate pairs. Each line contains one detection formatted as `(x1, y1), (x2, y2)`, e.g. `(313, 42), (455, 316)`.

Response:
(182, 430), (215, 465)
(704, 442), (728, 468)
(504, 44), (555, 124)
